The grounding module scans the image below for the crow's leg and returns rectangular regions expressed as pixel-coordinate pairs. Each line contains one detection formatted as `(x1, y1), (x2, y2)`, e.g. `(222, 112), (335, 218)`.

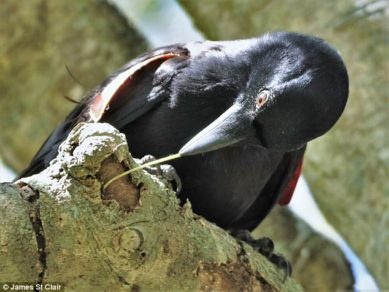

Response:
(230, 229), (291, 281)
(135, 155), (182, 193)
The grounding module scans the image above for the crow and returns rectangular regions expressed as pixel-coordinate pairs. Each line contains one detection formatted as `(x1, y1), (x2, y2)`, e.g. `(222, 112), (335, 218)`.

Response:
(20, 31), (349, 275)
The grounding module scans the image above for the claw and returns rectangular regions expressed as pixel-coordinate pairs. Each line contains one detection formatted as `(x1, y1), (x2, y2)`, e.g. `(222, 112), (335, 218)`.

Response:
(269, 253), (292, 281)
(137, 155), (161, 173)
(253, 237), (274, 258)
(134, 155), (162, 175)
(230, 229), (291, 280)
(136, 155), (182, 193)
(160, 165), (182, 194)
(138, 154), (158, 164)
(230, 229), (254, 243)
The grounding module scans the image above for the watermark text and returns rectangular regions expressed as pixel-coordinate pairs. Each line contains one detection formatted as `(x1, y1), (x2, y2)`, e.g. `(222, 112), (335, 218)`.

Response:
(1, 283), (64, 291)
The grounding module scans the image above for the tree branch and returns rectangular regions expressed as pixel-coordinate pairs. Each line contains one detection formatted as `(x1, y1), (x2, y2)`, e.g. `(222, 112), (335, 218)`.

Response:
(0, 123), (302, 291)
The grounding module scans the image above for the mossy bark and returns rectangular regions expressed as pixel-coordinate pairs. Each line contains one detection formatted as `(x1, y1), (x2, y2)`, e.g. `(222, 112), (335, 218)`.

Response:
(0, 123), (302, 291)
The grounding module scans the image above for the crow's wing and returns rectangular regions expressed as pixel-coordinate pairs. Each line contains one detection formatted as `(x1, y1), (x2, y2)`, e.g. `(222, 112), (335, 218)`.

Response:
(231, 145), (306, 231)
(19, 45), (189, 178)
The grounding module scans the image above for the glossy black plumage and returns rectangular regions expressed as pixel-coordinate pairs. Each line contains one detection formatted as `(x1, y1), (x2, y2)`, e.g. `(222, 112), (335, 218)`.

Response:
(20, 32), (348, 230)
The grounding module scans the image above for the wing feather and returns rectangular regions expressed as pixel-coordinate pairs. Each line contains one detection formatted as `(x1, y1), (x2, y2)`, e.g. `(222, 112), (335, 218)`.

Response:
(18, 45), (189, 178)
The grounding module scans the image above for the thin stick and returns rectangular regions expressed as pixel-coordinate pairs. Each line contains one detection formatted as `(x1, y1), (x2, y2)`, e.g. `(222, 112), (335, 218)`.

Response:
(103, 153), (182, 190)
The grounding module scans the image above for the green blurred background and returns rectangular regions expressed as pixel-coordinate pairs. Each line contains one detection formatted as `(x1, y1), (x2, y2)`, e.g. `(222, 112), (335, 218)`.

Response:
(0, 0), (387, 290)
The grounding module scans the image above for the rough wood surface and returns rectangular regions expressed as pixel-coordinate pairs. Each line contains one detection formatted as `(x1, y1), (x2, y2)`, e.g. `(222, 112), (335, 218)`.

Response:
(0, 123), (302, 291)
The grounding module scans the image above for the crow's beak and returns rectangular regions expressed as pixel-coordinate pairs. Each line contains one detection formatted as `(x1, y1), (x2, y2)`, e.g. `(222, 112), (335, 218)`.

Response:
(179, 101), (251, 156)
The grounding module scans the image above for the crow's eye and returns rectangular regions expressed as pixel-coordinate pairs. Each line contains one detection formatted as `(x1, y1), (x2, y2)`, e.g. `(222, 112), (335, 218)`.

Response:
(256, 90), (269, 109)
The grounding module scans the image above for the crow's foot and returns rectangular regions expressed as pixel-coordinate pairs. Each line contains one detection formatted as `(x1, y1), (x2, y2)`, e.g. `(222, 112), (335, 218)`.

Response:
(230, 229), (291, 281)
(135, 155), (182, 193)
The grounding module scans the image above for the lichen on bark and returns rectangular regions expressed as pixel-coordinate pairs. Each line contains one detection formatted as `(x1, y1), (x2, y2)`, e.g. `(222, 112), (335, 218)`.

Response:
(1, 123), (302, 291)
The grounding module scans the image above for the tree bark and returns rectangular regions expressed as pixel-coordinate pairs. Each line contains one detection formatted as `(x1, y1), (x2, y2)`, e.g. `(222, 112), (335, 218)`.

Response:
(0, 123), (302, 291)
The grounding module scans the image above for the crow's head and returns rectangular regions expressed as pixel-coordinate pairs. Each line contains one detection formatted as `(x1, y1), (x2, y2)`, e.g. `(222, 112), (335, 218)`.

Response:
(180, 32), (349, 155)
